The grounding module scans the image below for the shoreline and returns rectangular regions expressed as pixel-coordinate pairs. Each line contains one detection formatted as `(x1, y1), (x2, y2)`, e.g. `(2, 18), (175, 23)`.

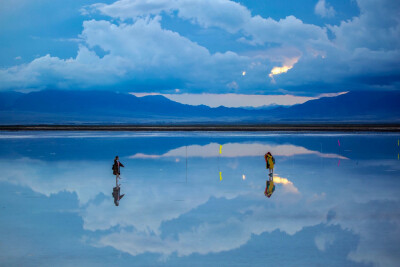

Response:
(1, 124), (400, 132)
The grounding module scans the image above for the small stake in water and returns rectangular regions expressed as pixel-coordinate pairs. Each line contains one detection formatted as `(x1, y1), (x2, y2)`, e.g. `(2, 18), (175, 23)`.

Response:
(338, 141), (340, 165)
(218, 145), (222, 181)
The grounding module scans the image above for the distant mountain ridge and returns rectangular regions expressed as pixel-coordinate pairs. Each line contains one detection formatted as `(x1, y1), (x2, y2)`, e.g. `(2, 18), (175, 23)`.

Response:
(268, 90), (400, 121)
(0, 90), (399, 124)
(0, 90), (258, 124)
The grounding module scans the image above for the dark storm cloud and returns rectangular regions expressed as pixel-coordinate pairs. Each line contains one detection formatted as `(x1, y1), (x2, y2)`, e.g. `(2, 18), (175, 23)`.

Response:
(0, 0), (398, 95)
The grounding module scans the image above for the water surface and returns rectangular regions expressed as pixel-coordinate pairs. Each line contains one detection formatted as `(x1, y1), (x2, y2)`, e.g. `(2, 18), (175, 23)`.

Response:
(0, 132), (399, 266)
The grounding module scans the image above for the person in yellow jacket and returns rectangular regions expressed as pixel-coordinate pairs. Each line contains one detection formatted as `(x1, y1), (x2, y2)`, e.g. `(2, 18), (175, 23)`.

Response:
(264, 152), (275, 178)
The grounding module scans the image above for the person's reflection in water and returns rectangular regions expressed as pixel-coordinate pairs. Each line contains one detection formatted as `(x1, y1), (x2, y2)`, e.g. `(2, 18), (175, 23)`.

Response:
(112, 185), (125, 206)
(264, 175), (275, 198)
(112, 156), (125, 206)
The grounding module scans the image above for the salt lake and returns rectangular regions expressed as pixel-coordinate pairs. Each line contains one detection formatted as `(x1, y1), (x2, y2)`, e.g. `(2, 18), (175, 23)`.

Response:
(0, 131), (399, 266)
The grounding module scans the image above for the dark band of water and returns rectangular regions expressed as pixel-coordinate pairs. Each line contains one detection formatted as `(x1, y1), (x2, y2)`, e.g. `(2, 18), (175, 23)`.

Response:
(1, 124), (400, 132)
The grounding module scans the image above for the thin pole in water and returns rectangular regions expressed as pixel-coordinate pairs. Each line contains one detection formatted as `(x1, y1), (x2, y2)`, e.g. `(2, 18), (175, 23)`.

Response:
(219, 145), (222, 181)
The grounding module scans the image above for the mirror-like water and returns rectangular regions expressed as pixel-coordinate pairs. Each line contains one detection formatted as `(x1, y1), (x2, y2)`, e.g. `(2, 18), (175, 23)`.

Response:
(0, 132), (399, 267)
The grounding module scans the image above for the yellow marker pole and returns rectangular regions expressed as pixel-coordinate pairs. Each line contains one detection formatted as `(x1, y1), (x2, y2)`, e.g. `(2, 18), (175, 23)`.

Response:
(219, 145), (222, 154)
(219, 172), (222, 181)
(398, 139), (399, 146)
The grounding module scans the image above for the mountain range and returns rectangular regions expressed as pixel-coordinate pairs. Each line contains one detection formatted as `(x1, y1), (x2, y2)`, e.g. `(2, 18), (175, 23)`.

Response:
(0, 90), (399, 124)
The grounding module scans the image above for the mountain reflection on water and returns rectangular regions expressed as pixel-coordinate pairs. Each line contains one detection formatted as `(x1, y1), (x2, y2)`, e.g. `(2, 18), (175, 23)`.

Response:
(0, 132), (399, 267)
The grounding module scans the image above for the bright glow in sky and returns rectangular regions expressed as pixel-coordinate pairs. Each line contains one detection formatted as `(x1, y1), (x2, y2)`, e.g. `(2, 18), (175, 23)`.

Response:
(269, 57), (300, 81)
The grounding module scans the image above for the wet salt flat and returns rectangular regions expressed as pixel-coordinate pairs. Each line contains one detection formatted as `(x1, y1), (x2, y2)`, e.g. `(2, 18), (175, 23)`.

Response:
(0, 131), (399, 267)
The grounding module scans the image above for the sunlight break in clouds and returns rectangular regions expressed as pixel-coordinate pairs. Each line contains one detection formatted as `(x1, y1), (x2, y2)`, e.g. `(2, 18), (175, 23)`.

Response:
(269, 57), (299, 82)
(269, 65), (293, 78)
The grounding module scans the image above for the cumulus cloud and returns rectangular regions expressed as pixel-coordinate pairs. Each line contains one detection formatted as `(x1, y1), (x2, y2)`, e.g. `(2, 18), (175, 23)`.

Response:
(0, 157), (110, 205)
(315, 233), (335, 251)
(94, 0), (330, 47)
(93, 0), (400, 91)
(93, 0), (252, 33)
(278, 2), (400, 89)
(314, 0), (336, 18)
(128, 142), (348, 159)
(329, 0), (400, 51)
(0, 17), (252, 91)
(0, 46), (129, 89)
(329, 201), (400, 267)
(0, 0), (399, 94)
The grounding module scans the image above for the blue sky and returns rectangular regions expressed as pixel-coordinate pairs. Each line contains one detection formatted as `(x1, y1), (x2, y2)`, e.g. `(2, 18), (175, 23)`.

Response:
(0, 0), (399, 106)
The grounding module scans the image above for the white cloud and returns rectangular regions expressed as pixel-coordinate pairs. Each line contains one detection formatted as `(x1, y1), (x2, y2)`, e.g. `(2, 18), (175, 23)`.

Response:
(92, 0), (175, 20)
(0, 157), (110, 205)
(176, 0), (251, 34)
(315, 233), (335, 251)
(0, 46), (129, 89)
(94, 0), (330, 47)
(0, 17), (251, 91)
(1, 0), (399, 93)
(274, 175), (299, 194)
(226, 81), (239, 90)
(128, 142), (348, 159)
(329, 201), (400, 267)
(315, 0), (336, 18)
(243, 15), (329, 47)
(329, 0), (400, 51)
(94, 0), (252, 33)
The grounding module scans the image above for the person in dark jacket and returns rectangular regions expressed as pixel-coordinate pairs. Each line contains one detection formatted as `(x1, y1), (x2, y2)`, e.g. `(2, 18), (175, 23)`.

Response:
(113, 156), (124, 186)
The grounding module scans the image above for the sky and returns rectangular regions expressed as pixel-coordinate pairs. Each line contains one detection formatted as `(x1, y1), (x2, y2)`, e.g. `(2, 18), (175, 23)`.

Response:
(0, 0), (399, 106)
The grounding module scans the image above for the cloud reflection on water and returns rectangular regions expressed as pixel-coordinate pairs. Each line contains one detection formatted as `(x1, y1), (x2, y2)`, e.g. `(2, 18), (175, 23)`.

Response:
(0, 135), (399, 266)
(129, 142), (348, 159)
